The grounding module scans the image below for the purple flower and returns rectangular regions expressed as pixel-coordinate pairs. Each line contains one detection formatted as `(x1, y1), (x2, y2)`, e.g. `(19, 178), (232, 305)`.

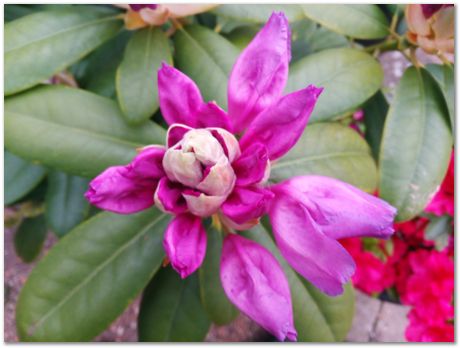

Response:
(85, 12), (396, 341)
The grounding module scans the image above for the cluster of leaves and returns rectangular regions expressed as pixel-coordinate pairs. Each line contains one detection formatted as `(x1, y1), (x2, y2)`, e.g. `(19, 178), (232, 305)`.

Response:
(4, 4), (453, 342)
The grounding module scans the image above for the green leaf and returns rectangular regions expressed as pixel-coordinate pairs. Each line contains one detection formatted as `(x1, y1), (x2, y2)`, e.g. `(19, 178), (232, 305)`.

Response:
(224, 25), (259, 51)
(5, 85), (166, 178)
(45, 171), (90, 237)
(14, 215), (48, 263)
(426, 64), (454, 129)
(73, 30), (132, 98)
(5, 151), (47, 205)
(241, 224), (354, 341)
(5, 7), (123, 95)
(424, 215), (452, 241)
(301, 5), (389, 39)
(287, 48), (383, 122)
(116, 27), (172, 125)
(271, 122), (378, 192)
(173, 25), (239, 109)
(138, 267), (211, 342)
(213, 4), (305, 23)
(16, 209), (170, 341)
(5, 4), (39, 21)
(379, 67), (452, 222)
(199, 223), (238, 325)
(291, 19), (349, 62)
(363, 90), (389, 162)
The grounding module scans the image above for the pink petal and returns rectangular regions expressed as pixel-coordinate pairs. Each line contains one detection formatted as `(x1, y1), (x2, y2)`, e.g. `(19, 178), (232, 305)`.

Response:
(269, 194), (356, 296)
(158, 62), (202, 127)
(220, 234), (297, 341)
(272, 176), (397, 239)
(221, 186), (274, 226)
(85, 166), (156, 214)
(154, 177), (188, 214)
(163, 214), (207, 278)
(195, 101), (233, 131)
(239, 86), (323, 160)
(227, 12), (291, 133)
(166, 124), (192, 148)
(182, 191), (227, 217)
(129, 145), (166, 180)
(232, 142), (269, 186)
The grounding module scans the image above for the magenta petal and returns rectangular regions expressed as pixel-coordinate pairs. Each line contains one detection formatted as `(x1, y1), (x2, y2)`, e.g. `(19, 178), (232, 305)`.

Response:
(166, 124), (192, 148)
(195, 101), (233, 131)
(221, 186), (274, 225)
(158, 62), (202, 127)
(232, 143), (269, 186)
(227, 12), (291, 133)
(130, 145), (166, 180)
(85, 166), (156, 214)
(240, 86), (323, 160)
(163, 214), (207, 278)
(154, 177), (188, 214)
(272, 176), (397, 239)
(269, 194), (356, 296)
(220, 234), (297, 341)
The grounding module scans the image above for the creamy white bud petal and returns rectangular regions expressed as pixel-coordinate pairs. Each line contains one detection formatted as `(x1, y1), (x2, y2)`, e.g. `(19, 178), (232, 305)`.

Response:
(182, 129), (224, 165)
(163, 148), (202, 187)
(183, 192), (227, 217)
(197, 156), (236, 196)
(208, 127), (241, 163)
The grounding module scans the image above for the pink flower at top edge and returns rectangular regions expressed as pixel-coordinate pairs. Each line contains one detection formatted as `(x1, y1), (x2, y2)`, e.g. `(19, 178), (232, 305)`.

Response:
(84, 12), (397, 341)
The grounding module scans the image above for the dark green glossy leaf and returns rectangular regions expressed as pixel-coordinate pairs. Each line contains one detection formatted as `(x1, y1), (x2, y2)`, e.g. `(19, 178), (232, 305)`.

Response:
(14, 215), (48, 263)
(379, 67), (452, 222)
(363, 90), (389, 162)
(138, 267), (211, 342)
(45, 171), (90, 237)
(241, 224), (354, 341)
(213, 4), (304, 23)
(73, 30), (132, 98)
(5, 85), (166, 178)
(5, 151), (47, 205)
(287, 48), (383, 122)
(301, 5), (389, 39)
(199, 223), (238, 325)
(173, 24), (239, 109)
(16, 209), (170, 341)
(271, 122), (378, 192)
(5, 7), (123, 95)
(116, 27), (172, 125)
(4, 5), (39, 21)
(426, 63), (454, 129)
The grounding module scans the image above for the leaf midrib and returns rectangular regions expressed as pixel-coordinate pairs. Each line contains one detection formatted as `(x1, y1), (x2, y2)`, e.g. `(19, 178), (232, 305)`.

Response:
(27, 213), (168, 337)
(5, 15), (119, 53)
(5, 110), (146, 148)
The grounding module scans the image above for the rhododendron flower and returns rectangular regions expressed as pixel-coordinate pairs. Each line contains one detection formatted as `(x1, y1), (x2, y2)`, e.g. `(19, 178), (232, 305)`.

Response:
(85, 13), (397, 341)
(119, 4), (218, 30)
(425, 150), (454, 216)
(405, 4), (454, 56)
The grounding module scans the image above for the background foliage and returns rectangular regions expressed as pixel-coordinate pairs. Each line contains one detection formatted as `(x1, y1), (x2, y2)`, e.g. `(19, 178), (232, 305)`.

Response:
(4, 4), (453, 342)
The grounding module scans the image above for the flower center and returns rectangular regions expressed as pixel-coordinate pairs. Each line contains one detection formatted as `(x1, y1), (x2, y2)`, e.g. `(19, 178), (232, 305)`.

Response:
(162, 127), (240, 214)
